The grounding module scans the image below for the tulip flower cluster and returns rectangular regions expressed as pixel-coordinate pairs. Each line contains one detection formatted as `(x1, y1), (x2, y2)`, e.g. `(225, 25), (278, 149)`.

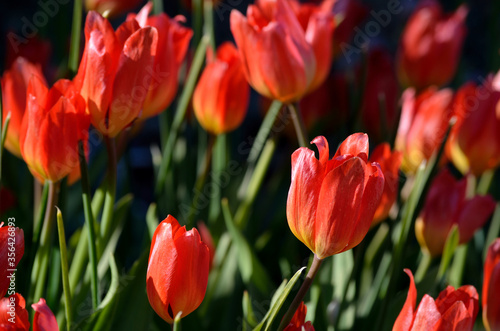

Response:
(1, 0), (500, 330)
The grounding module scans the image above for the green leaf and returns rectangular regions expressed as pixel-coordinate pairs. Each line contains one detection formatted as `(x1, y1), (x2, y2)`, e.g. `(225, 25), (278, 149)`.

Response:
(56, 209), (73, 331)
(437, 224), (460, 283)
(242, 291), (259, 331)
(146, 203), (159, 241)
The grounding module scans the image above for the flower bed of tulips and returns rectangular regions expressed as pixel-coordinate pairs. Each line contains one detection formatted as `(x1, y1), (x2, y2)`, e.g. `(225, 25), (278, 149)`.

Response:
(1, 0), (500, 330)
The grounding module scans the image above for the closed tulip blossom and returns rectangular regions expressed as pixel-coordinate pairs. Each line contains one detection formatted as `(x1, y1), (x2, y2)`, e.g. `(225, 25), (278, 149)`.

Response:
(483, 239), (500, 331)
(369, 143), (402, 226)
(75, 11), (158, 137)
(284, 302), (315, 331)
(230, 0), (317, 103)
(0, 224), (24, 298)
(447, 75), (500, 176)
(397, 1), (468, 90)
(193, 42), (249, 135)
(147, 215), (210, 324)
(393, 269), (479, 331)
(85, 0), (143, 18)
(415, 169), (495, 257)
(127, 3), (192, 119)
(395, 87), (454, 174)
(1, 57), (46, 157)
(19, 77), (89, 183)
(287, 133), (385, 259)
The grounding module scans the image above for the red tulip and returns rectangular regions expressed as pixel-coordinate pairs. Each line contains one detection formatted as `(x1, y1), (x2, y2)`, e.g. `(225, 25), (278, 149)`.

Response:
(31, 298), (59, 331)
(147, 215), (210, 324)
(74, 11), (158, 137)
(396, 1), (467, 90)
(230, 0), (317, 103)
(415, 169), (495, 257)
(0, 224), (24, 298)
(127, 3), (192, 119)
(287, 133), (385, 259)
(284, 302), (315, 331)
(483, 239), (500, 331)
(394, 269), (479, 331)
(19, 77), (89, 182)
(369, 143), (402, 225)
(193, 42), (249, 135)
(85, 0), (143, 18)
(1, 57), (46, 157)
(0, 294), (30, 331)
(395, 87), (454, 174)
(446, 75), (500, 176)
(360, 48), (400, 143)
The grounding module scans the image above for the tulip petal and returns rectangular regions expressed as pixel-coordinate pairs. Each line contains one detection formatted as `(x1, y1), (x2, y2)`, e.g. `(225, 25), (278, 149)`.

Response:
(0, 227), (24, 298)
(411, 294), (441, 330)
(393, 269), (417, 331)
(334, 133), (369, 162)
(486, 263), (500, 331)
(456, 195), (495, 245)
(0, 293), (30, 329)
(32, 298), (59, 331)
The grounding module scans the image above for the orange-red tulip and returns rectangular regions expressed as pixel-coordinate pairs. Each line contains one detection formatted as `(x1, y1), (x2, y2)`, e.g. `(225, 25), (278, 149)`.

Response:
(394, 269), (478, 331)
(483, 239), (500, 331)
(19, 77), (89, 182)
(360, 48), (399, 143)
(75, 11), (158, 137)
(415, 169), (495, 257)
(1, 57), (46, 157)
(127, 3), (192, 119)
(369, 143), (402, 225)
(85, 0), (143, 18)
(447, 75), (500, 176)
(230, 0), (317, 103)
(395, 87), (454, 174)
(147, 215), (210, 324)
(32, 298), (58, 331)
(193, 42), (249, 135)
(284, 302), (315, 331)
(0, 224), (24, 298)
(0, 293), (30, 331)
(287, 133), (385, 259)
(396, 1), (467, 90)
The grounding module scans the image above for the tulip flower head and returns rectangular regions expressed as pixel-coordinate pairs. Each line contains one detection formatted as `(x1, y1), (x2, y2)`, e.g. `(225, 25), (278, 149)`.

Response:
(447, 75), (500, 176)
(127, 3), (192, 119)
(19, 77), (89, 183)
(284, 302), (315, 331)
(415, 169), (496, 257)
(287, 133), (385, 259)
(75, 11), (158, 137)
(230, 0), (317, 103)
(393, 269), (479, 331)
(483, 239), (500, 331)
(1, 57), (46, 157)
(147, 215), (210, 324)
(193, 42), (249, 135)
(396, 0), (468, 89)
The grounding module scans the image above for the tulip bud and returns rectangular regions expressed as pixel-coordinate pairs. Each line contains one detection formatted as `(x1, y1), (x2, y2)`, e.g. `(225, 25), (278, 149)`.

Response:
(415, 169), (495, 257)
(287, 133), (385, 259)
(127, 3), (193, 119)
(147, 215), (210, 324)
(447, 75), (500, 176)
(85, 0), (143, 18)
(193, 42), (249, 135)
(369, 143), (402, 226)
(74, 11), (158, 137)
(284, 302), (315, 331)
(396, 1), (468, 89)
(395, 87), (453, 174)
(1, 57), (46, 158)
(394, 269), (478, 331)
(483, 239), (500, 331)
(19, 77), (89, 183)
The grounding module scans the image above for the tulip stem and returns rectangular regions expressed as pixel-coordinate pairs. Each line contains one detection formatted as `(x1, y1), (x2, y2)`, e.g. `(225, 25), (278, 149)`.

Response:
(101, 137), (117, 249)
(30, 180), (60, 304)
(56, 208), (73, 331)
(203, 0), (216, 50)
(288, 103), (309, 147)
(415, 252), (432, 283)
(78, 140), (100, 309)
(277, 255), (323, 331)
(68, 0), (82, 76)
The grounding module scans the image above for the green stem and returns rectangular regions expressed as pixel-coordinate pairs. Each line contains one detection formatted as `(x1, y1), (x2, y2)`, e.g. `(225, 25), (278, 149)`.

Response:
(56, 209), (73, 331)
(100, 137), (117, 248)
(68, 0), (82, 76)
(155, 36), (209, 195)
(0, 112), (10, 185)
(415, 252), (433, 283)
(30, 181), (59, 304)
(208, 134), (225, 223)
(477, 170), (495, 195)
(277, 255), (323, 331)
(288, 103), (308, 147)
(153, 0), (164, 14)
(203, 0), (216, 49)
(79, 140), (100, 309)
(192, 0), (203, 47)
